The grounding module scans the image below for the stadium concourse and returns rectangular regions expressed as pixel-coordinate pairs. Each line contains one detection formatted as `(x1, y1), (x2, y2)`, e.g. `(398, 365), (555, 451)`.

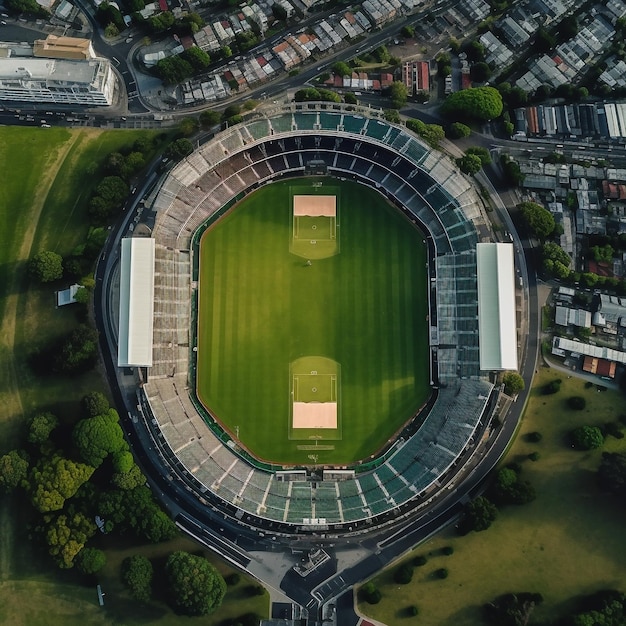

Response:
(118, 103), (512, 534)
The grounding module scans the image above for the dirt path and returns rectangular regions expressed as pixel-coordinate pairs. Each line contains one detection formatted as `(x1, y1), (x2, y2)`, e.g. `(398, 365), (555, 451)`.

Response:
(0, 131), (80, 582)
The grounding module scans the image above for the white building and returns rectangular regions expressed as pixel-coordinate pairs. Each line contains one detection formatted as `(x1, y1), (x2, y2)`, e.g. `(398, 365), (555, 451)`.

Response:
(0, 57), (115, 106)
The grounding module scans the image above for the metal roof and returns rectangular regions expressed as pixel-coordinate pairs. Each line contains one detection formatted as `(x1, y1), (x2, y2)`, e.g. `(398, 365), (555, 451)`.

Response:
(118, 238), (155, 368)
(476, 243), (518, 371)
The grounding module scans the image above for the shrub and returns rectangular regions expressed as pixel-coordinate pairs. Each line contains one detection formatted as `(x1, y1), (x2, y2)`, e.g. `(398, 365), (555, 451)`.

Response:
(528, 452), (540, 462)
(543, 379), (562, 395)
(571, 425), (604, 450)
(408, 605), (419, 616)
(226, 573), (241, 586)
(441, 546), (454, 556)
(526, 431), (542, 443)
(567, 396), (586, 410)
(394, 563), (414, 584)
(435, 568), (449, 579)
(413, 555), (427, 566)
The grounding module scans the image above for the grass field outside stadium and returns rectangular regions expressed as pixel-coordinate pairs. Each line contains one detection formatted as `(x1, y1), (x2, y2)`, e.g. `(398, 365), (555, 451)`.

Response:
(196, 177), (431, 466)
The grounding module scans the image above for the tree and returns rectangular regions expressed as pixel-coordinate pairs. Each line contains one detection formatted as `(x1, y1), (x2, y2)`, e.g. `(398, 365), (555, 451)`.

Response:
(384, 109), (400, 123)
(502, 372), (524, 395)
(178, 116), (199, 137)
(29, 251), (63, 283)
(112, 462), (145, 491)
(591, 244), (614, 263)
(73, 408), (126, 468)
(344, 92), (357, 105)
(122, 555), (154, 601)
(389, 81), (408, 109)
(199, 110), (220, 128)
(465, 146), (491, 166)
(361, 581), (381, 604)
(332, 61), (351, 77)
(543, 379), (562, 395)
(28, 412), (59, 445)
(165, 138), (194, 161)
(96, 2), (124, 31)
(373, 45), (390, 63)
(571, 590), (626, 626)
(394, 563), (413, 584)
(535, 27), (555, 53)
(458, 496), (497, 534)
(182, 47), (210, 72)
(75, 547), (106, 574)
(490, 467), (536, 505)
(543, 242), (570, 268)
(53, 324), (99, 374)
(29, 454), (95, 512)
(271, 3), (287, 20)
(518, 201), (555, 239)
(464, 40), (486, 62)
(166, 551), (226, 615)
(149, 10), (175, 33)
(0, 450), (29, 492)
(447, 122), (471, 139)
(470, 61), (492, 83)
(401, 25), (415, 37)
(156, 55), (193, 84)
(81, 392), (110, 418)
(567, 396), (586, 410)
(43, 511), (96, 568)
(441, 86), (503, 122)
(597, 452), (626, 496)
(484, 592), (543, 626)
(571, 425), (604, 450)
(140, 508), (178, 543)
(457, 153), (483, 175)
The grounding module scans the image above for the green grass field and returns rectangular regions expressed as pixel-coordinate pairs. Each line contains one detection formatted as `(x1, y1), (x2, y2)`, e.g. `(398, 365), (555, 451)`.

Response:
(0, 127), (268, 625)
(359, 367), (626, 625)
(197, 177), (430, 465)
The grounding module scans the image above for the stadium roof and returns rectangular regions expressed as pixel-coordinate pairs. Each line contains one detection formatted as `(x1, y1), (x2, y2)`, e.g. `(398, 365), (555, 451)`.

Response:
(476, 243), (518, 371)
(118, 238), (155, 368)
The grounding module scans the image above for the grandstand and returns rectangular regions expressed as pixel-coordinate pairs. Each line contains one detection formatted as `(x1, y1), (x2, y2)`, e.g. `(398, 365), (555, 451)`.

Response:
(134, 103), (496, 531)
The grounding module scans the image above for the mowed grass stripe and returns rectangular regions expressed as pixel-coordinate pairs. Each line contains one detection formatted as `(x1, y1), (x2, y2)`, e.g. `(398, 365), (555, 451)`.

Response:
(197, 178), (430, 464)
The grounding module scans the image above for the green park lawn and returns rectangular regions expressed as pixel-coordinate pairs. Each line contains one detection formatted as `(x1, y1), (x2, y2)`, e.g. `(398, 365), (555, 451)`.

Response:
(359, 367), (626, 625)
(196, 177), (431, 465)
(0, 126), (268, 625)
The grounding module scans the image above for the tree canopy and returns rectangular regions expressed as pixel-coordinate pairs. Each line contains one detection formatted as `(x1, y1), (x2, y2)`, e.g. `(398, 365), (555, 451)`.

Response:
(447, 122), (471, 139)
(29, 251), (63, 283)
(484, 592), (543, 626)
(72, 408), (127, 468)
(81, 392), (110, 419)
(389, 81), (408, 109)
(166, 551), (226, 615)
(75, 547), (106, 574)
(441, 87), (503, 122)
(53, 324), (99, 374)
(571, 425), (604, 450)
(456, 153), (483, 175)
(502, 372), (524, 395)
(28, 412), (59, 445)
(0, 449), (30, 492)
(29, 454), (95, 512)
(518, 201), (555, 239)
(332, 61), (351, 77)
(122, 554), (154, 601)
(458, 495), (498, 534)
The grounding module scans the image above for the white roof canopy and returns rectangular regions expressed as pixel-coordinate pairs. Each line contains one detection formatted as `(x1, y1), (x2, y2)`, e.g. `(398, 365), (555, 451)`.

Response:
(118, 238), (155, 368)
(476, 243), (518, 371)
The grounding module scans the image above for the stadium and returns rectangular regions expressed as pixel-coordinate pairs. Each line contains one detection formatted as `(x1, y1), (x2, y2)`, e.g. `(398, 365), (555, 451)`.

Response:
(115, 103), (517, 534)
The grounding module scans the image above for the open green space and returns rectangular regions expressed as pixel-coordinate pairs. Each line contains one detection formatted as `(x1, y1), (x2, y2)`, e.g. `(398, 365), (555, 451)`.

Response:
(0, 126), (267, 625)
(358, 367), (626, 625)
(197, 177), (430, 466)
